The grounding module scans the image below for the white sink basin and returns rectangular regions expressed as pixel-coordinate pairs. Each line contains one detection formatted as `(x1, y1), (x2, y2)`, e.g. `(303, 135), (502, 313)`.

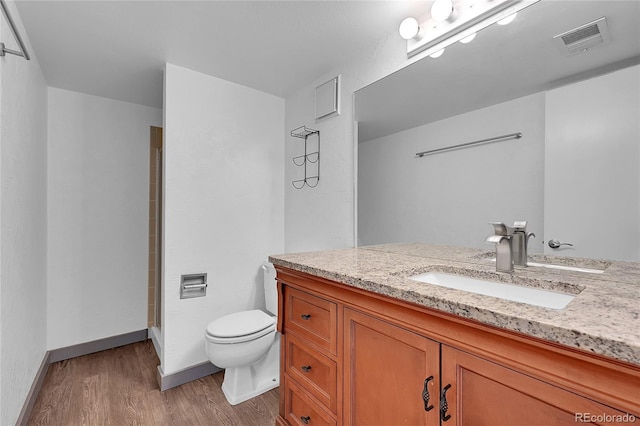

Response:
(410, 272), (576, 310)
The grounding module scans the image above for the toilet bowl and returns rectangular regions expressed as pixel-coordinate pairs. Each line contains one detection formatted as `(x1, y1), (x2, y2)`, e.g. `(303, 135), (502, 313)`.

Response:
(204, 262), (280, 405)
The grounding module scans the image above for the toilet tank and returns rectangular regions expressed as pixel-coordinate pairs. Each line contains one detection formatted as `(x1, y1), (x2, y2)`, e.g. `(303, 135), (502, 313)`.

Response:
(262, 262), (278, 315)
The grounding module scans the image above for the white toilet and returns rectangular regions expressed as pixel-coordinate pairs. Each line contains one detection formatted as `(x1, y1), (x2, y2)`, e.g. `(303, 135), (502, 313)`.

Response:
(205, 261), (280, 405)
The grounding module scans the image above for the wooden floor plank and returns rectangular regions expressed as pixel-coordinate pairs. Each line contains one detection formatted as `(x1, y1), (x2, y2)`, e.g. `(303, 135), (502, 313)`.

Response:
(28, 358), (77, 426)
(80, 374), (107, 425)
(27, 340), (279, 425)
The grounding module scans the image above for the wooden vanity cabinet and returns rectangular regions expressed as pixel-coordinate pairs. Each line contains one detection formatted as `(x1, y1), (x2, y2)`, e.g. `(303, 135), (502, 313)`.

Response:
(275, 266), (640, 426)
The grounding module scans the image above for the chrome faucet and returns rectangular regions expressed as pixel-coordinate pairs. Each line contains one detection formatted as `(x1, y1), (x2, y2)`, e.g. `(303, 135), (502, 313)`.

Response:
(486, 222), (513, 273)
(511, 221), (536, 267)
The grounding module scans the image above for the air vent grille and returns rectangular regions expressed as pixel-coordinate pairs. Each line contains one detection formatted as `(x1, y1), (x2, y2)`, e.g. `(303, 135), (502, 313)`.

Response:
(554, 17), (610, 55)
(561, 24), (600, 46)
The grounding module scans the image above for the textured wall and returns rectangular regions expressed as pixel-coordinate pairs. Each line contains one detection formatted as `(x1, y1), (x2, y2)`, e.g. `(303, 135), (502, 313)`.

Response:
(162, 63), (284, 374)
(0, 1), (48, 423)
(47, 88), (162, 349)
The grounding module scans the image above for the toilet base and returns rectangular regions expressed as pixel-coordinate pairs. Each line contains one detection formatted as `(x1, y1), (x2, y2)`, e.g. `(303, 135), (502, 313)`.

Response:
(220, 333), (280, 405)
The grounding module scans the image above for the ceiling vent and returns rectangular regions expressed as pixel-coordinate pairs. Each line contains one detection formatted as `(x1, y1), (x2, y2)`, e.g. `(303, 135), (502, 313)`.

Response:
(553, 17), (611, 55)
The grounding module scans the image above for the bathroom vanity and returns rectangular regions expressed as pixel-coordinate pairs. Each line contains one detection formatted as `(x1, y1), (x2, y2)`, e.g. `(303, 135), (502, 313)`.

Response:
(269, 243), (640, 425)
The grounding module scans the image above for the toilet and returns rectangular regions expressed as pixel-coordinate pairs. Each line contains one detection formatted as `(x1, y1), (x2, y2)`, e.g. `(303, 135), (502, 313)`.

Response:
(205, 261), (280, 405)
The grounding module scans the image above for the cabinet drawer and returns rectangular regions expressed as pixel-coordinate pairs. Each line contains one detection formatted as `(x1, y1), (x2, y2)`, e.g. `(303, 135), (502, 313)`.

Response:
(285, 287), (337, 354)
(285, 334), (338, 413)
(284, 376), (337, 426)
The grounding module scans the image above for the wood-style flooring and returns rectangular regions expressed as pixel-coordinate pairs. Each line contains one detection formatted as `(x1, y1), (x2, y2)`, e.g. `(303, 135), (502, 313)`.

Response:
(27, 340), (279, 425)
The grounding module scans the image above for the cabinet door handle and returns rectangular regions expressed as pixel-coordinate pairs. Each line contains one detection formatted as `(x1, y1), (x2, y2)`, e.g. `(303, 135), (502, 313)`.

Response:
(422, 375), (434, 411)
(300, 314), (312, 320)
(440, 384), (452, 422)
(301, 365), (312, 372)
(300, 415), (311, 424)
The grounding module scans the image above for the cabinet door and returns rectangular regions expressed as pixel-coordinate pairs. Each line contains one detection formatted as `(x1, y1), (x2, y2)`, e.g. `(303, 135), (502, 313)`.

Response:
(440, 345), (635, 425)
(344, 308), (441, 426)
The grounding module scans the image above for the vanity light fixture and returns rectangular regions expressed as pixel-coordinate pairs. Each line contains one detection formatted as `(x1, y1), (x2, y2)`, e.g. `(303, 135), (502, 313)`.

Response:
(497, 12), (518, 25)
(431, 0), (456, 22)
(430, 48), (446, 58)
(401, 0), (540, 58)
(459, 32), (477, 43)
(399, 17), (423, 40)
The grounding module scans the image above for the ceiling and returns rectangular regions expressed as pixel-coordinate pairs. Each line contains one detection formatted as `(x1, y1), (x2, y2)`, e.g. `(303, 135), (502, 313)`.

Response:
(355, 0), (640, 142)
(14, 1), (424, 109)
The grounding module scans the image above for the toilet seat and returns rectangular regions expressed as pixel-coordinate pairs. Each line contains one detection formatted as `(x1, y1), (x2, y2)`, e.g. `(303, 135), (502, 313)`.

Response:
(206, 310), (276, 344)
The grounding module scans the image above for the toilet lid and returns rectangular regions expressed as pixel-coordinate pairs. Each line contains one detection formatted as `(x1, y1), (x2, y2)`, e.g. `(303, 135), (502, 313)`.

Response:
(206, 310), (276, 339)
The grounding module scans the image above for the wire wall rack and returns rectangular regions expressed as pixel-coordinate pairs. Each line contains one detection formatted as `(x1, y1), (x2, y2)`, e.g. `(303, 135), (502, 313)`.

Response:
(291, 126), (320, 189)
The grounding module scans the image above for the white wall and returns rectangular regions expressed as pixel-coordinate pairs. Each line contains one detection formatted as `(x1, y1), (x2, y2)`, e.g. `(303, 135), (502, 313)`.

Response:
(47, 88), (162, 349)
(284, 29), (427, 252)
(358, 93), (545, 250)
(162, 63), (284, 374)
(0, 2), (48, 424)
(544, 65), (640, 261)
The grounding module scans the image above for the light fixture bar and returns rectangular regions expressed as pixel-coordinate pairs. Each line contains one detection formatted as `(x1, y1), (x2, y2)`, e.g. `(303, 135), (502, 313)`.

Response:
(407, 0), (540, 58)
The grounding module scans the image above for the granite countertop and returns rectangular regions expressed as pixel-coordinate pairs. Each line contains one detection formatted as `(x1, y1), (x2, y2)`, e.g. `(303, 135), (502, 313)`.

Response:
(269, 243), (640, 365)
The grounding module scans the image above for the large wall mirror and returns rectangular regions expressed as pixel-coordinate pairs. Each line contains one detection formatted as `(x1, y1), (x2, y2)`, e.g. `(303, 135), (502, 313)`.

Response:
(355, 0), (640, 262)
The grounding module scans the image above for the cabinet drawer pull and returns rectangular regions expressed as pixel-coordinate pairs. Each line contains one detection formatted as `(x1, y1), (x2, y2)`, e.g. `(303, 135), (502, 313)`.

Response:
(300, 415), (311, 424)
(300, 314), (312, 320)
(440, 384), (452, 422)
(422, 375), (434, 411)
(301, 365), (312, 372)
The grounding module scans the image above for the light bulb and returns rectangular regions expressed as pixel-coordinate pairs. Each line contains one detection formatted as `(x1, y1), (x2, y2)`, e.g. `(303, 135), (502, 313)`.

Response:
(430, 48), (445, 58)
(399, 17), (421, 40)
(460, 33), (477, 43)
(497, 12), (517, 25)
(431, 0), (455, 22)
